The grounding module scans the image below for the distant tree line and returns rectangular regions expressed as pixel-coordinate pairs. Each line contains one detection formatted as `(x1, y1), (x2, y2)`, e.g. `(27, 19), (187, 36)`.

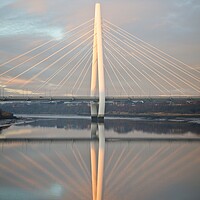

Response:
(0, 99), (200, 117)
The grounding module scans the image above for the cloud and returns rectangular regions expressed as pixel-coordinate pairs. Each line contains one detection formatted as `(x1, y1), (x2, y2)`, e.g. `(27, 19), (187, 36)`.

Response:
(175, 0), (194, 7)
(0, 0), (16, 9)
(0, 19), (64, 39)
(4, 88), (37, 95)
(0, 14), (64, 40)
(11, 0), (48, 14)
(0, 76), (28, 85)
(0, 0), (65, 40)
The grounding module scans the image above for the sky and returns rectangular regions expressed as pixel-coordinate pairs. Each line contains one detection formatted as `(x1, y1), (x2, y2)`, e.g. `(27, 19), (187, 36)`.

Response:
(0, 0), (199, 96)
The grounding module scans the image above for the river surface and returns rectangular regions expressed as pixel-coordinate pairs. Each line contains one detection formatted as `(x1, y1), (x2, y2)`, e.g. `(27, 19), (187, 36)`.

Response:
(0, 115), (200, 200)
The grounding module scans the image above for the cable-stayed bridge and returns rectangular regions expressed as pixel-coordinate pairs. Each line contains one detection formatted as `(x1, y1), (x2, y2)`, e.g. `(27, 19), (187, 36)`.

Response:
(0, 5), (200, 200)
(0, 4), (200, 121)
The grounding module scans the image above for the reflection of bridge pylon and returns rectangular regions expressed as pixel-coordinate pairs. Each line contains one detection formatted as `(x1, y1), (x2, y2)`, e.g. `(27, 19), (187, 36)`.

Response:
(91, 3), (105, 123)
(90, 122), (105, 200)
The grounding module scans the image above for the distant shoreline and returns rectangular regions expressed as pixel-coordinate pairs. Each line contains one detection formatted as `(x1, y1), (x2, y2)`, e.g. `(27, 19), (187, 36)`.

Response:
(14, 113), (200, 119)
(106, 113), (200, 119)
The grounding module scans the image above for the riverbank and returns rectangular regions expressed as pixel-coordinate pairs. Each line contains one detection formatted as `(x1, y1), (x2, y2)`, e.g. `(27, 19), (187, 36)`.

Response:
(0, 109), (17, 131)
(0, 109), (16, 120)
(105, 113), (200, 119)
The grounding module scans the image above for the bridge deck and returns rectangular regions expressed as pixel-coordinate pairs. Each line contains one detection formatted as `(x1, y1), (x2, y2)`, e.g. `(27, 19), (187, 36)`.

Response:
(0, 95), (200, 102)
(0, 137), (200, 142)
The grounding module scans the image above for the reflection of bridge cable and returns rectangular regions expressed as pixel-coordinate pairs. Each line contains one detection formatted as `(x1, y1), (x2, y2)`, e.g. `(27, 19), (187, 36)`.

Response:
(0, 23), (94, 78)
(39, 152), (86, 191)
(72, 146), (90, 184)
(55, 151), (90, 195)
(104, 19), (200, 76)
(106, 144), (168, 195)
(110, 145), (169, 196)
(106, 143), (200, 198)
(73, 144), (91, 182)
(2, 154), (48, 187)
(105, 143), (142, 194)
(5, 29), (94, 86)
(0, 158), (42, 189)
(19, 151), (78, 191)
(105, 144), (128, 186)
(134, 145), (193, 195)
(0, 18), (94, 67)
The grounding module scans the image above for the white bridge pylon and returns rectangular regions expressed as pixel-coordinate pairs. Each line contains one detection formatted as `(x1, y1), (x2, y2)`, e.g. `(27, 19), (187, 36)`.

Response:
(91, 3), (105, 122)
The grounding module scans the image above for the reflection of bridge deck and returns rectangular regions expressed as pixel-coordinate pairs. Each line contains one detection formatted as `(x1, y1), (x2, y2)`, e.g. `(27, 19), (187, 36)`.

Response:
(1, 137), (200, 142)
(0, 95), (200, 102)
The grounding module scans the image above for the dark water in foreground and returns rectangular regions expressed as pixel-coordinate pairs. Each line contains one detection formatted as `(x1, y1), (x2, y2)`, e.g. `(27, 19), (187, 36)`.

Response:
(0, 116), (200, 200)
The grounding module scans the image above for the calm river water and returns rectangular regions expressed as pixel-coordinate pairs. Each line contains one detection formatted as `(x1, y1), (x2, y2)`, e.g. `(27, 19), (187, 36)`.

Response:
(0, 115), (200, 200)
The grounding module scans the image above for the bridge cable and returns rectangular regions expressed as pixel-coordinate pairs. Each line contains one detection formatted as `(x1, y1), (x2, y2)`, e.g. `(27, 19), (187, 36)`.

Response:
(0, 18), (94, 67)
(104, 34), (166, 95)
(71, 53), (92, 95)
(104, 41), (166, 95)
(105, 48), (135, 96)
(104, 31), (199, 94)
(103, 30), (183, 95)
(103, 23), (200, 85)
(36, 40), (93, 92)
(0, 23), (94, 78)
(57, 48), (93, 91)
(75, 54), (93, 95)
(36, 45), (92, 94)
(104, 32), (192, 95)
(5, 29), (94, 85)
(104, 24), (200, 83)
(104, 41), (145, 95)
(103, 26), (198, 92)
(104, 51), (128, 96)
(55, 46), (93, 90)
(104, 45), (138, 95)
(21, 33), (94, 88)
(104, 19), (200, 75)
(104, 60), (118, 95)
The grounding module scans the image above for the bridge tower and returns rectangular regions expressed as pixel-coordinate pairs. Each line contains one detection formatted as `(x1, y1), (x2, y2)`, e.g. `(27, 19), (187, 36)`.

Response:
(91, 3), (105, 123)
